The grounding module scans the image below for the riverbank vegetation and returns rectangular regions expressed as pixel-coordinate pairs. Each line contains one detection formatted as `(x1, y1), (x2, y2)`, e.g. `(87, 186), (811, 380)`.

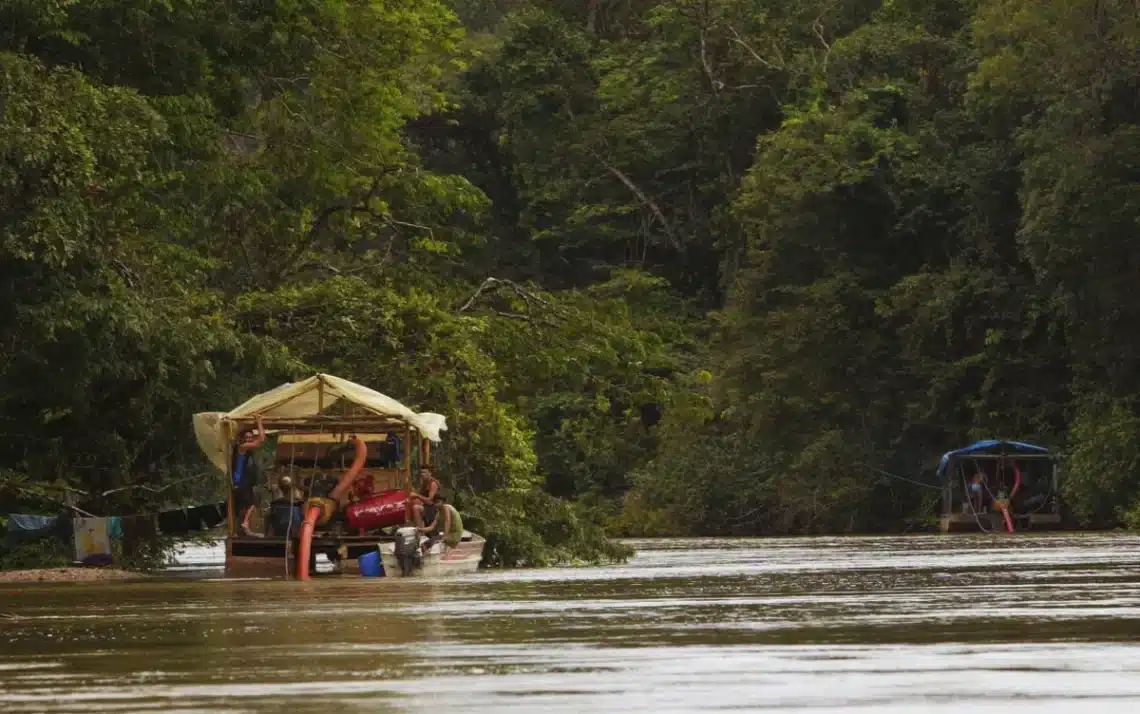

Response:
(1, 0), (1138, 566)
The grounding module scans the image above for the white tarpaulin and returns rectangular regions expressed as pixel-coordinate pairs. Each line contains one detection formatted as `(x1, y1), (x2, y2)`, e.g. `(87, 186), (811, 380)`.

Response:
(192, 374), (448, 473)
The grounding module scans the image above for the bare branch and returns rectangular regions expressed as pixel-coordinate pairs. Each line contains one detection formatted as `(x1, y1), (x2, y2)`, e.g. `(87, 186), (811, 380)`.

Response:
(113, 259), (138, 289)
(281, 176), (383, 279)
(99, 475), (197, 498)
(495, 311), (532, 322)
(588, 150), (684, 252)
(458, 277), (504, 313)
(376, 230), (398, 273)
(698, 28), (723, 94)
(812, 17), (832, 71)
(457, 277), (555, 316)
(726, 25), (783, 70)
(383, 216), (435, 238)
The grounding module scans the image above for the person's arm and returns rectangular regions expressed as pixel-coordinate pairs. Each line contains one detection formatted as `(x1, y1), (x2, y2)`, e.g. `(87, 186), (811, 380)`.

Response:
(441, 507), (451, 535)
(240, 415), (268, 453)
(252, 415), (267, 447)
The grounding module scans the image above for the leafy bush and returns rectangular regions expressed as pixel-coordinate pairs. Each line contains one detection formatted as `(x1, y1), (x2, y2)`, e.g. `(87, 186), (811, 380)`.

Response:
(0, 535), (73, 571)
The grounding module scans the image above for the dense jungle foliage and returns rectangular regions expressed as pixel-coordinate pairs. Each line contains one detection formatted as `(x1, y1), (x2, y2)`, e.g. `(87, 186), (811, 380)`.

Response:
(2, 0), (1139, 567)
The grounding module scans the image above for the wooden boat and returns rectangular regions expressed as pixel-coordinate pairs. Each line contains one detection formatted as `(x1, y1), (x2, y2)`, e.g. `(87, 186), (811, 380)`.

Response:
(378, 531), (486, 578)
(191, 374), (480, 579)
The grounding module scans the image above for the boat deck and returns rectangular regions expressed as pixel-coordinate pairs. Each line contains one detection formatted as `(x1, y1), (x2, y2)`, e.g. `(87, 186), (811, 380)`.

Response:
(940, 512), (1062, 533)
(227, 533), (395, 576)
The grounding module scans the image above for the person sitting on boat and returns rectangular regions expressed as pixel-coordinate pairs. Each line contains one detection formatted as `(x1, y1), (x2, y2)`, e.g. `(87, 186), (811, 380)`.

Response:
(418, 494), (463, 554)
(969, 471), (986, 513)
(410, 465), (440, 531)
(233, 414), (266, 536)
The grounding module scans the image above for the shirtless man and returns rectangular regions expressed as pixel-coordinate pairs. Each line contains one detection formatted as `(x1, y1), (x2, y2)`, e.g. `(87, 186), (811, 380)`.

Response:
(410, 465), (440, 530)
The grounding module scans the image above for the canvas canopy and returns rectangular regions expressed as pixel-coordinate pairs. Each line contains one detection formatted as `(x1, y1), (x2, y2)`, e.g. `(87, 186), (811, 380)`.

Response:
(192, 374), (447, 473)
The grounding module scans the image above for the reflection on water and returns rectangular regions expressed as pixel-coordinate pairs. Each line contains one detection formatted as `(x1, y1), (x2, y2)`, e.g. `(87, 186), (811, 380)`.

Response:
(4, 534), (1140, 712)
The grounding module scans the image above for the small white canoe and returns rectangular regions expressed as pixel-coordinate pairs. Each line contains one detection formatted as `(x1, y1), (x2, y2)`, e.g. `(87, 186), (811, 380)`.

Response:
(378, 531), (485, 578)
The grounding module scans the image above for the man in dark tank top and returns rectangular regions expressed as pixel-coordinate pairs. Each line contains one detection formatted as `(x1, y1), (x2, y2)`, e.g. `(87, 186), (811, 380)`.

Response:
(233, 414), (266, 536)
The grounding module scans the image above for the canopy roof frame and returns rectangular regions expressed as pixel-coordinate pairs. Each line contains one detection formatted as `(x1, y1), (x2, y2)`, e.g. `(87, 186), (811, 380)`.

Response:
(936, 439), (1053, 483)
(192, 374), (447, 474)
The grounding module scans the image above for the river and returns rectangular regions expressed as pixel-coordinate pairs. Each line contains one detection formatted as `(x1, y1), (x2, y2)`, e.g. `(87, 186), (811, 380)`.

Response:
(3, 534), (1140, 713)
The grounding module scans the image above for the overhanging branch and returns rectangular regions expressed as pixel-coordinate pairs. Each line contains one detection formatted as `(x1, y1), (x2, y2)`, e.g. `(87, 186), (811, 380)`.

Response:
(587, 149), (683, 252)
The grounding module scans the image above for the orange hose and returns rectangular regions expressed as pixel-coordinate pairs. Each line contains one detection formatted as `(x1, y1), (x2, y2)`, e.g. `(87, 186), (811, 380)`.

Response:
(999, 503), (1014, 533)
(296, 505), (321, 581)
(328, 436), (368, 502)
(298, 438), (367, 580)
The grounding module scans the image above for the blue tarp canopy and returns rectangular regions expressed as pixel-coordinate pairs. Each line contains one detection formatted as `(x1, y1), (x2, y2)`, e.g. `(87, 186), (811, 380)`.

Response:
(937, 440), (1050, 480)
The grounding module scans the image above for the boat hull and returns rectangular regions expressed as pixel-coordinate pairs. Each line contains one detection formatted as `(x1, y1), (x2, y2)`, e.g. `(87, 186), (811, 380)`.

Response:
(379, 531), (485, 578)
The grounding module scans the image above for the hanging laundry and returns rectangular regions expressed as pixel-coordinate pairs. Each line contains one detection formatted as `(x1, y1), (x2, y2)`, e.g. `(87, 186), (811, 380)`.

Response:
(7, 514), (58, 536)
(121, 515), (158, 559)
(7, 514), (57, 532)
(107, 517), (123, 540)
(6, 513), (70, 545)
(72, 517), (112, 564)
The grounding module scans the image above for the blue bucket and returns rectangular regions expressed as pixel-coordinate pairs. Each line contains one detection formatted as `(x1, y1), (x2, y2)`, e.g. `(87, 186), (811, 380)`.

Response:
(270, 504), (303, 535)
(359, 550), (384, 578)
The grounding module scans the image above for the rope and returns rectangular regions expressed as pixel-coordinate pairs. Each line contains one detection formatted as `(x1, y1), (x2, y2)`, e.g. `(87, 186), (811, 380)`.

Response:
(961, 469), (994, 533)
(859, 462), (941, 490)
(284, 426), (298, 579)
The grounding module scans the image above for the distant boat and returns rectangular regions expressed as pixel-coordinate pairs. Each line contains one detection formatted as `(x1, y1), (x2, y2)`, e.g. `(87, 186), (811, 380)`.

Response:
(936, 439), (1061, 533)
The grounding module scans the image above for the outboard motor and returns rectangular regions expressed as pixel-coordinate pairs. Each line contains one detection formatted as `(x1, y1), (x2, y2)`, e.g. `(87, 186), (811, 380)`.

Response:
(393, 526), (421, 576)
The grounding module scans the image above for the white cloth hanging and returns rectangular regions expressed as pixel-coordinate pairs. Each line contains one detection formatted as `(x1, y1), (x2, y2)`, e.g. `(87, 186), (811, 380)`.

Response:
(73, 517), (112, 562)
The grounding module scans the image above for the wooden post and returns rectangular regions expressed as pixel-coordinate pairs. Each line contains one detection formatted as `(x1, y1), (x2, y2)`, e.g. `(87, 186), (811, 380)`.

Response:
(403, 425), (413, 524)
(422, 438), (431, 467)
(225, 421), (236, 538)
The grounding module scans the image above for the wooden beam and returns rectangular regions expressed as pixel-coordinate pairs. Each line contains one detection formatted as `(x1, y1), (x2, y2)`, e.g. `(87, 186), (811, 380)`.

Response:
(226, 416), (408, 432)
(225, 420), (236, 537)
(403, 425), (413, 524)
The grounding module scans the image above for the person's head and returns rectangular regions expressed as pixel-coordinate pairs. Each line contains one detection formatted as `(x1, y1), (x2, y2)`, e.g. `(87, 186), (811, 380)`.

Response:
(240, 429), (256, 444)
(432, 494), (446, 505)
(419, 465), (434, 480)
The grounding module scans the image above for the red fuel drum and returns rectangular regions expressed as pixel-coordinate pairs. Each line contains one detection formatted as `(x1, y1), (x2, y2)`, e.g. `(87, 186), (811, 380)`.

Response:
(344, 489), (408, 530)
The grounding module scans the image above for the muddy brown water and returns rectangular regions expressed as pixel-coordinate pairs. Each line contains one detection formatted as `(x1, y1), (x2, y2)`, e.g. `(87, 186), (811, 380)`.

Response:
(4, 534), (1140, 713)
